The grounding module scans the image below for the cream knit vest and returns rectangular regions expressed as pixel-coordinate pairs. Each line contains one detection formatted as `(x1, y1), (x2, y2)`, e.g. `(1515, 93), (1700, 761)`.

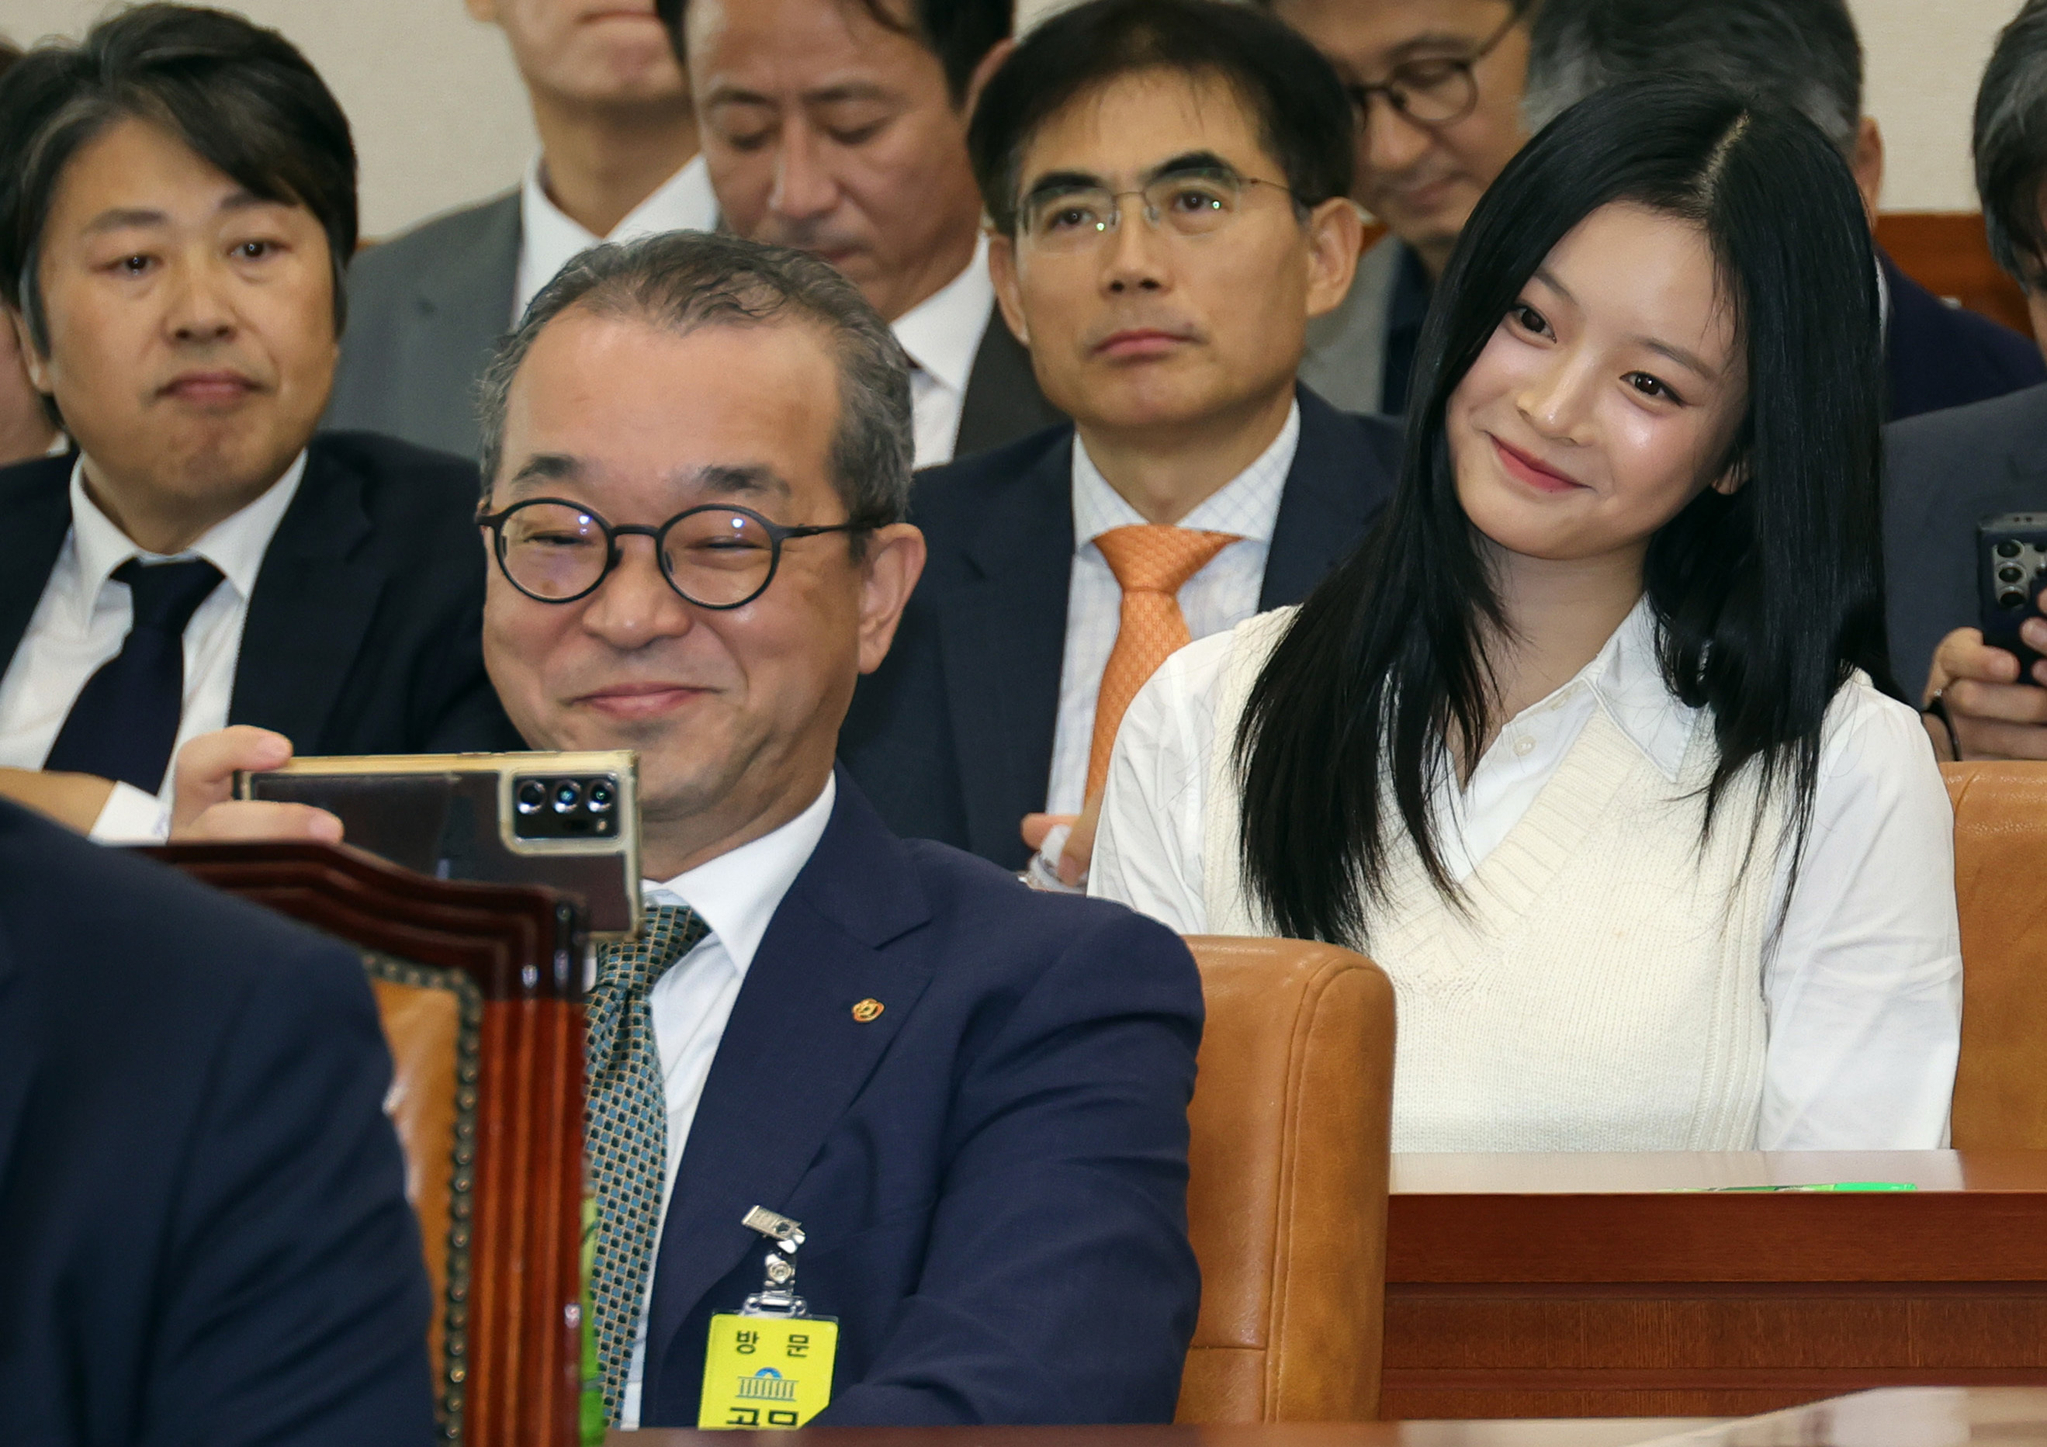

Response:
(1203, 610), (1783, 1153)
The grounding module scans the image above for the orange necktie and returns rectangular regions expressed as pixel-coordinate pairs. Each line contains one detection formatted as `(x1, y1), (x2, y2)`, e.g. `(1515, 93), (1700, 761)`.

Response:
(1086, 524), (1242, 801)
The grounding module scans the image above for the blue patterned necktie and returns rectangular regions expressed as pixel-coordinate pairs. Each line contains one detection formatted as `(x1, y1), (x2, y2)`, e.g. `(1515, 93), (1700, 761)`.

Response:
(586, 904), (711, 1424)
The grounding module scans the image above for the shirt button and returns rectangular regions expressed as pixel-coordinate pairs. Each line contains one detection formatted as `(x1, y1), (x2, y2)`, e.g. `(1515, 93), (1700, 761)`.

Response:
(1513, 735), (1537, 757)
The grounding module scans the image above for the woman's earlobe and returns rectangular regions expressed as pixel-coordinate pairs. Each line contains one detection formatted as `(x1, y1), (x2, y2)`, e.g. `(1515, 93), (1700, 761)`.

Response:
(1709, 464), (1750, 497)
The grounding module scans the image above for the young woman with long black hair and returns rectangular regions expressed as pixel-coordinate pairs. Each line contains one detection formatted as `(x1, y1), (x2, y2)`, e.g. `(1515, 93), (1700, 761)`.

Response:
(1091, 79), (1962, 1152)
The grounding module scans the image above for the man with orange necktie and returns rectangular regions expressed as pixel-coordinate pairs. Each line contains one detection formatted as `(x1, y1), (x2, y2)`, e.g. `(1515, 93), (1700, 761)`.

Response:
(838, 0), (1401, 882)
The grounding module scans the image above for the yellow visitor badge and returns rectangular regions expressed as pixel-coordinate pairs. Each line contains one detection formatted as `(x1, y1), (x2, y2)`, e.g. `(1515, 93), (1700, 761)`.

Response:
(699, 1205), (836, 1430)
(698, 1313), (838, 1428)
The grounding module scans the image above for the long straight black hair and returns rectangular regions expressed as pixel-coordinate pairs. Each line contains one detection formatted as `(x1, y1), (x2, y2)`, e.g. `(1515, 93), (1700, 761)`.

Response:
(1233, 78), (1893, 945)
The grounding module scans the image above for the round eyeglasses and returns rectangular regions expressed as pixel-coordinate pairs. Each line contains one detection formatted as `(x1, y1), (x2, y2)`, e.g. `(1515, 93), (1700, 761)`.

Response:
(478, 499), (861, 609)
(1344, 10), (1520, 132)
(1018, 170), (1295, 254)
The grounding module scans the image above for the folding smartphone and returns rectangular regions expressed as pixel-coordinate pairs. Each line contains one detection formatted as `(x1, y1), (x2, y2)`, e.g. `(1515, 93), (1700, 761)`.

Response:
(235, 751), (641, 938)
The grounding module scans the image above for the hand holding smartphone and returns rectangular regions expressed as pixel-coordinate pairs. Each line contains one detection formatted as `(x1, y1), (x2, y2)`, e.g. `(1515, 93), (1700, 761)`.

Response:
(1979, 513), (2047, 685)
(235, 751), (643, 938)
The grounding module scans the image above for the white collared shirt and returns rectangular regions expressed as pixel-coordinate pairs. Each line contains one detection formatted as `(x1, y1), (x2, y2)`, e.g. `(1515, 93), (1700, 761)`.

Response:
(617, 774), (837, 1429)
(891, 236), (996, 469)
(1042, 402), (1300, 815)
(514, 152), (719, 321)
(1091, 599), (1964, 1149)
(0, 452), (308, 842)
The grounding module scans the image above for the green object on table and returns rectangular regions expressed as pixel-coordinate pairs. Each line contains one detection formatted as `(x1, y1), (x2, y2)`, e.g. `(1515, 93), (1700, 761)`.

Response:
(1689, 1181), (1919, 1193)
(581, 1191), (607, 1445)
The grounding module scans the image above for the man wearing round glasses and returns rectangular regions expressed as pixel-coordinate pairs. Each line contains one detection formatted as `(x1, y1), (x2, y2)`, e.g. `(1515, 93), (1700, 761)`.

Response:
(492, 231), (1204, 1428)
(1267, 0), (1535, 417)
(839, 0), (1401, 884)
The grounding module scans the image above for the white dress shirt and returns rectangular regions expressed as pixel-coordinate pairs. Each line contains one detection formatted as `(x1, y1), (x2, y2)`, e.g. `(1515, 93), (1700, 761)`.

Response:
(1042, 402), (1300, 815)
(891, 236), (996, 469)
(0, 453), (308, 843)
(1092, 599), (1964, 1149)
(515, 152), (718, 321)
(616, 775), (837, 1429)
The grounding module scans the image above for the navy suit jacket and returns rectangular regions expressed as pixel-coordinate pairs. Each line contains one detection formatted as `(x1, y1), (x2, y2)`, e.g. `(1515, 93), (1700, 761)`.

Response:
(1883, 381), (2047, 697)
(0, 799), (435, 1445)
(639, 773), (1203, 1426)
(0, 431), (521, 759)
(839, 385), (1401, 869)
(1884, 250), (2046, 422)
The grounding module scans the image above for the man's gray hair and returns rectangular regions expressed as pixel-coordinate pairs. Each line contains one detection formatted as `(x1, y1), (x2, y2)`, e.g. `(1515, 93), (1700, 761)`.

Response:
(476, 230), (914, 533)
(1522, 0), (1862, 156)
(1976, 0), (2047, 290)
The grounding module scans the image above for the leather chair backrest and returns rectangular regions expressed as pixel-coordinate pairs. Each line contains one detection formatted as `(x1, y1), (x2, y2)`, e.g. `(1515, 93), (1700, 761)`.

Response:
(370, 970), (469, 1377)
(1176, 936), (1396, 1423)
(1944, 762), (2047, 1148)
(147, 840), (583, 1447)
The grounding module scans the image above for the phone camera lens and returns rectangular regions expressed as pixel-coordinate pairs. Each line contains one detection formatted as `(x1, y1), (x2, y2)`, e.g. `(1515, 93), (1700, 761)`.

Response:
(587, 780), (616, 813)
(553, 780), (582, 813)
(2000, 540), (2024, 558)
(2002, 589), (2029, 609)
(2001, 565), (2026, 585)
(516, 780), (546, 814)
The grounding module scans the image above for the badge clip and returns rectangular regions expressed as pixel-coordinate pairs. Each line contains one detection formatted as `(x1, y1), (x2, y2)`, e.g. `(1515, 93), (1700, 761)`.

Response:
(739, 1205), (809, 1317)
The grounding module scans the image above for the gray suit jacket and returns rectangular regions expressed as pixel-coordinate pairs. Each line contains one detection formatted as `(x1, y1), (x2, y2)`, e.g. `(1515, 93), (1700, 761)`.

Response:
(325, 189), (1061, 463)
(1884, 381), (2047, 699)
(1297, 230), (1403, 417)
(325, 192), (521, 461)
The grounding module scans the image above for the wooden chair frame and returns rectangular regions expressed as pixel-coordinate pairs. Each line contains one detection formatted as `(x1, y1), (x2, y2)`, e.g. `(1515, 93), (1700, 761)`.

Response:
(144, 840), (586, 1447)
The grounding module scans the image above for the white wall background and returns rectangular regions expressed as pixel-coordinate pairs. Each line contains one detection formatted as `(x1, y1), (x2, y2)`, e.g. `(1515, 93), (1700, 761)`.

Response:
(0, 0), (2029, 236)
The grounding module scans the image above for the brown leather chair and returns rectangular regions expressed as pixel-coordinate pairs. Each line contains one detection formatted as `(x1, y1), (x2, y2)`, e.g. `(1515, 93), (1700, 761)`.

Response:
(148, 840), (586, 1447)
(1176, 936), (1397, 1423)
(1942, 763), (2047, 1149)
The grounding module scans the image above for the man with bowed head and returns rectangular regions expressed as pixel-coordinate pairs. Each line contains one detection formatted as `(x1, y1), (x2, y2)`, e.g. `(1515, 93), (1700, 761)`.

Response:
(657, 0), (1061, 466)
(189, 229), (1204, 1429)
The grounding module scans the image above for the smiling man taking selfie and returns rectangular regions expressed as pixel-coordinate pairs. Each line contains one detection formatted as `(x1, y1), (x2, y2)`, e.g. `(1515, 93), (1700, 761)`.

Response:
(197, 227), (1205, 1429)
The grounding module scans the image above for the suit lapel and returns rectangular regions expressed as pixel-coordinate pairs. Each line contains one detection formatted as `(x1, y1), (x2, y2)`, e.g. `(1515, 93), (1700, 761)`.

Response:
(415, 192), (521, 359)
(0, 458), (77, 679)
(0, 860), (26, 1179)
(1260, 388), (1382, 610)
(227, 441), (381, 747)
(944, 436), (1075, 858)
(955, 309), (1064, 458)
(643, 776), (937, 1383)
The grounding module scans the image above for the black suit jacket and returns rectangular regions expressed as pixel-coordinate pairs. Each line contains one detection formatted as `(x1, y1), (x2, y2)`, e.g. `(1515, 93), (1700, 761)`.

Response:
(956, 307), (1063, 459)
(0, 431), (520, 760)
(1884, 381), (2047, 698)
(0, 799), (435, 1445)
(1884, 249), (2047, 422)
(640, 771), (1202, 1425)
(839, 386), (1401, 869)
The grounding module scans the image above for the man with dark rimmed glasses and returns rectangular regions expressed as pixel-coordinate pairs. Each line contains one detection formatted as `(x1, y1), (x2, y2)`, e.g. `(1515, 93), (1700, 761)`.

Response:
(1265, 0), (1536, 416)
(189, 227), (1204, 1430)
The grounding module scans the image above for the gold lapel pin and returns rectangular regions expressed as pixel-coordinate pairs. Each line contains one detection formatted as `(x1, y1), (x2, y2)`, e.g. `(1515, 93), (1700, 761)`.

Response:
(851, 998), (884, 1023)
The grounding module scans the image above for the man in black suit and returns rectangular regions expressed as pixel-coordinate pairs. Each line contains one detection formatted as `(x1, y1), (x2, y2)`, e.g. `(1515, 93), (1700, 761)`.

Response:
(839, 0), (1400, 878)
(0, 797), (436, 1445)
(1879, 0), (2047, 763)
(0, 7), (515, 838)
(1521, 0), (2046, 424)
(657, 0), (1060, 466)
